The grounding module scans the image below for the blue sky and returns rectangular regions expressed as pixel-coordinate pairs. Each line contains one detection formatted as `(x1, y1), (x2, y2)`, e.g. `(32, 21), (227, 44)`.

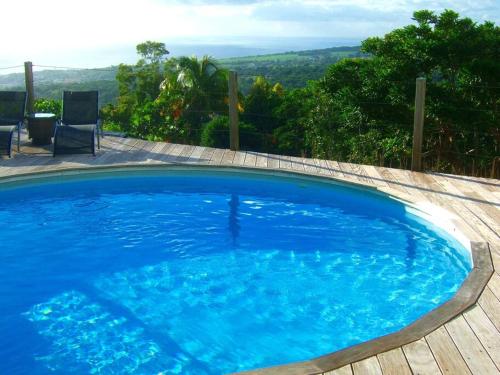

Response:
(0, 0), (498, 70)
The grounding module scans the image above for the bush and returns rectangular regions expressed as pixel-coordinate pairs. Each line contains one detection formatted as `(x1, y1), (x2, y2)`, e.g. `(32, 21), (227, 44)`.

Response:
(200, 116), (262, 150)
(34, 98), (62, 119)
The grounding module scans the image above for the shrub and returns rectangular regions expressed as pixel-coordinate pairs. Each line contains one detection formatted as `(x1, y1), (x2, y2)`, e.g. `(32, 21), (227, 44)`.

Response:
(34, 98), (62, 119)
(200, 116), (262, 150)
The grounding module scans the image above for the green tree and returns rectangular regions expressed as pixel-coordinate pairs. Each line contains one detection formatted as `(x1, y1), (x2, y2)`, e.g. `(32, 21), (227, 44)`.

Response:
(158, 56), (228, 140)
(273, 86), (314, 156)
(242, 76), (283, 136)
(136, 41), (169, 64)
(307, 10), (499, 174)
(200, 116), (261, 150)
(102, 41), (171, 139)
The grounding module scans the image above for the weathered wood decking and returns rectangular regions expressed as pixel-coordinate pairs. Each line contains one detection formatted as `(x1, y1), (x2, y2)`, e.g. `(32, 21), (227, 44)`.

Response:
(1, 134), (499, 375)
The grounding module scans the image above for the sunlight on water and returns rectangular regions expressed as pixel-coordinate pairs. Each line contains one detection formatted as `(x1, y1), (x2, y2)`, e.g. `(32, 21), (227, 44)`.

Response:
(0, 171), (471, 374)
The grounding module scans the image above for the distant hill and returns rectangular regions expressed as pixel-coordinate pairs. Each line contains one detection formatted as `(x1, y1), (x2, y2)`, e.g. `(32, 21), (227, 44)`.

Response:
(220, 46), (364, 92)
(0, 67), (119, 106)
(0, 46), (363, 105)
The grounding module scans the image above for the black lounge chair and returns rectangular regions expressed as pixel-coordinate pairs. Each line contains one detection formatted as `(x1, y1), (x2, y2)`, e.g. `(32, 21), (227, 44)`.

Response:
(0, 91), (26, 158)
(54, 90), (101, 156)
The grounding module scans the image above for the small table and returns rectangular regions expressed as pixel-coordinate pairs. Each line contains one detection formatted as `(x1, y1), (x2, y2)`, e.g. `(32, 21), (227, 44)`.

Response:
(28, 113), (56, 145)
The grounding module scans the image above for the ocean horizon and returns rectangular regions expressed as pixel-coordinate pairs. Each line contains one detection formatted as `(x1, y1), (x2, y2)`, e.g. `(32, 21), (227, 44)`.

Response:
(0, 36), (361, 74)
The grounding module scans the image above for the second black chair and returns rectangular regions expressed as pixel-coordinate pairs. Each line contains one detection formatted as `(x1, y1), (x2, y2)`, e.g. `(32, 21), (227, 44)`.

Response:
(53, 91), (100, 156)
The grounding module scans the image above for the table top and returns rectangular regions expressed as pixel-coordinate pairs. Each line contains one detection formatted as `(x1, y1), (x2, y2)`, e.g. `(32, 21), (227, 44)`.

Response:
(28, 113), (56, 119)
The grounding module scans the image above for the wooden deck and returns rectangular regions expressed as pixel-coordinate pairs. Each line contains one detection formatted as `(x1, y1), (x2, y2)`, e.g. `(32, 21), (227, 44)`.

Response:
(1, 133), (499, 375)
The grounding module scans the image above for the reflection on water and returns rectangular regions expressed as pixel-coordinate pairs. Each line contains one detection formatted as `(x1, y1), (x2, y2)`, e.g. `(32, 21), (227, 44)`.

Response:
(405, 235), (418, 270)
(228, 194), (240, 246)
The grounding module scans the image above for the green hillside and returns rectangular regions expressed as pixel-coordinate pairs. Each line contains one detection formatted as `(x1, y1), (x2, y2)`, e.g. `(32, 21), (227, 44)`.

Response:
(0, 46), (363, 105)
(220, 46), (364, 91)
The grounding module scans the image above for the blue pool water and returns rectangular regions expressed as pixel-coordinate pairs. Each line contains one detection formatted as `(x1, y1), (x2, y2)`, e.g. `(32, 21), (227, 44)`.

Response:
(0, 169), (471, 374)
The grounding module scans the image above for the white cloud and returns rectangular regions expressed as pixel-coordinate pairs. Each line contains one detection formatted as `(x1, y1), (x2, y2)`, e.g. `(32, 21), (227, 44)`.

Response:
(0, 0), (497, 69)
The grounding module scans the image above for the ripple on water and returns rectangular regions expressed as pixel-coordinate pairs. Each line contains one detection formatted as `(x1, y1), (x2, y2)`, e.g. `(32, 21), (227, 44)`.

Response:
(0, 172), (471, 374)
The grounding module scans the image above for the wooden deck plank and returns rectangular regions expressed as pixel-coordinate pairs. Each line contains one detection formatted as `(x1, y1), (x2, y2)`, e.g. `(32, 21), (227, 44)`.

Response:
(144, 141), (169, 164)
(255, 152), (268, 168)
(290, 156), (305, 171)
(175, 143), (195, 162)
(402, 338), (442, 374)
(199, 146), (215, 163)
(362, 165), (391, 188)
(426, 326), (472, 375)
(313, 158), (332, 176)
(186, 146), (206, 163)
(463, 305), (500, 369)
(323, 364), (353, 375)
(377, 348), (412, 375)
(244, 151), (257, 167)
(352, 356), (382, 375)
(209, 148), (225, 165)
(445, 316), (499, 375)
(441, 173), (500, 208)
(340, 162), (372, 184)
(161, 142), (184, 162)
(221, 149), (236, 165)
(324, 159), (345, 179)
(155, 142), (175, 162)
(478, 287), (500, 332)
(267, 153), (280, 169)
(233, 151), (246, 166)
(376, 167), (411, 196)
(392, 168), (433, 202)
(302, 158), (320, 174)
(488, 273), (500, 298)
(430, 174), (500, 241)
(278, 154), (292, 170)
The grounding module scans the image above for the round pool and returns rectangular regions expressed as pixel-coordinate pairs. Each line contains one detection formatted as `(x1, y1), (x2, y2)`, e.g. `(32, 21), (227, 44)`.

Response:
(0, 168), (471, 374)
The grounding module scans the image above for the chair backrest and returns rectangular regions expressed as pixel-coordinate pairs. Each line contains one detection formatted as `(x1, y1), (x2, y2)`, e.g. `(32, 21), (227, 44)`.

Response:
(62, 91), (98, 125)
(0, 91), (27, 124)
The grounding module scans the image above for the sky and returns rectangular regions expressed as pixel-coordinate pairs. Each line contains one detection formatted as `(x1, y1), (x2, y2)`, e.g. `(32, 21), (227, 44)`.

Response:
(0, 0), (498, 71)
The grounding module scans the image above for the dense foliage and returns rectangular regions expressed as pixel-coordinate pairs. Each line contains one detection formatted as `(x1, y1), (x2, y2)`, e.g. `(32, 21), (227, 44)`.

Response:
(200, 116), (261, 150)
(99, 10), (498, 177)
(33, 98), (62, 119)
(311, 10), (499, 175)
(101, 42), (230, 143)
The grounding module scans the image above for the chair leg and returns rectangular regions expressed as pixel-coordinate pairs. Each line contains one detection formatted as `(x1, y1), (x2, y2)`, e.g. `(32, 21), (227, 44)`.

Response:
(8, 131), (13, 158)
(17, 124), (20, 152)
(97, 124), (100, 149)
(53, 127), (58, 157)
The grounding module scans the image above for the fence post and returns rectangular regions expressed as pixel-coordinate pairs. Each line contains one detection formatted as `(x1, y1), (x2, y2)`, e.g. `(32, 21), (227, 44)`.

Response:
(24, 61), (35, 115)
(228, 71), (239, 151)
(411, 77), (426, 172)
(492, 157), (499, 179)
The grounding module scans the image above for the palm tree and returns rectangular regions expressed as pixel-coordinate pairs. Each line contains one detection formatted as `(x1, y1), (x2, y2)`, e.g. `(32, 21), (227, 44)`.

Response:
(160, 56), (228, 137)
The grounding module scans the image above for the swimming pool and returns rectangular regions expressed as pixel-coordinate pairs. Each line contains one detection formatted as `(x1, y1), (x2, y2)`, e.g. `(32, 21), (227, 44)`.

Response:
(0, 168), (472, 374)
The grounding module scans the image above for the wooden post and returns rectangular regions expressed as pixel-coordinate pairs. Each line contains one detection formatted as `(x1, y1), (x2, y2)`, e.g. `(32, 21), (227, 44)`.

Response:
(411, 77), (426, 172)
(492, 156), (499, 179)
(228, 71), (239, 151)
(24, 61), (35, 115)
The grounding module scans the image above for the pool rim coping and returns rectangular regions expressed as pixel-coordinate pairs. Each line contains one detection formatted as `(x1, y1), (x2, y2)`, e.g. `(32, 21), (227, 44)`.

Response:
(0, 163), (493, 375)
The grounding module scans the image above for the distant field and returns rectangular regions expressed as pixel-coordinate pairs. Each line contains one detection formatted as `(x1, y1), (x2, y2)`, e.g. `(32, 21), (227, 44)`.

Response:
(220, 46), (364, 92)
(221, 46), (360, 63)
(0, 46), (364, 104)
